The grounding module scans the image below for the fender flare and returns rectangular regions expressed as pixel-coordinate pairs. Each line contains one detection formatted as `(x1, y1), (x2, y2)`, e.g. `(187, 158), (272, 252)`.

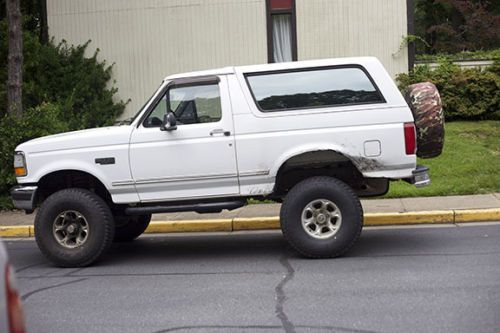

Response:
(269, 143), (357, 179)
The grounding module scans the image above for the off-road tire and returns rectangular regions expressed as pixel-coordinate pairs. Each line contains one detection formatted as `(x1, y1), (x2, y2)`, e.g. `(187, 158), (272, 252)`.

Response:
(34, 188), (115, 267)
(405, 81), (445, 158)
(280, 176), (363, 258)
(113, 214), (152, 242)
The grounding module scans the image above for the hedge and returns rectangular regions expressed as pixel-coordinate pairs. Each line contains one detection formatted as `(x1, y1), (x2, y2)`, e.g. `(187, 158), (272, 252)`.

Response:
(415, 49), (500, 62)
(396, 60), (500, 121)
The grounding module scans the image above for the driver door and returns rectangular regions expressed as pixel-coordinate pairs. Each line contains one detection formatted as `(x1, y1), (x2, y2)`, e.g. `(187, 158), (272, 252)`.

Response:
(129, 75), (239, 202)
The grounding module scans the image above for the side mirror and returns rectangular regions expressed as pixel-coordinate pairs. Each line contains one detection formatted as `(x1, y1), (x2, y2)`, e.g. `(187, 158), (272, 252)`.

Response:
(161, 112), (177, 131)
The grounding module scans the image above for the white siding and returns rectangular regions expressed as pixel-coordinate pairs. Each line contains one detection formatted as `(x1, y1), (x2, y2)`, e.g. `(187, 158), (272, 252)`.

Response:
(296, 0), (408, 78)
(47, 0), (409, 118)
(47, 0), (268, 118)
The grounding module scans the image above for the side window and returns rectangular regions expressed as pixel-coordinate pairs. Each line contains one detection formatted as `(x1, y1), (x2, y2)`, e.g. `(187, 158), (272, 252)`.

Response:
(144, 83), (222, 127)
(144, 96), (167, 127)
(245, 67), (384, 112)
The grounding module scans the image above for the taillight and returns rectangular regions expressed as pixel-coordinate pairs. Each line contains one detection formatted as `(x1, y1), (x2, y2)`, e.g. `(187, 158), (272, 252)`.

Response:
(404, 122), (417, 155)
(5, 265), (26, 333)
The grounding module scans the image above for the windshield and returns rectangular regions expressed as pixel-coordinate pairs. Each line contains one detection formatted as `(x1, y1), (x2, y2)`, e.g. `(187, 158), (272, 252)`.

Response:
(115, 82), (164, 125)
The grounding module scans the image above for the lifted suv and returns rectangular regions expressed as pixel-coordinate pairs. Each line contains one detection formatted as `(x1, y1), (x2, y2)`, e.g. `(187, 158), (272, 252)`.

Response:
(11, 57), (444, 267)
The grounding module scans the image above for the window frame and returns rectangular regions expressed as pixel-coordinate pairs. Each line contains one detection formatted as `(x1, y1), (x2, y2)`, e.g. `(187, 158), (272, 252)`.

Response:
(266, 0), (297, 63)
(244, 64), (387, 113)
(140, 76), (221, 128)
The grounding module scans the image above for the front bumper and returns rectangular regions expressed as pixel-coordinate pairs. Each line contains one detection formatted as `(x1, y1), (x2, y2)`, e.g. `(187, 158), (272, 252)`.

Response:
(10, 185), (37, 213)
(405, 165), (431, 188)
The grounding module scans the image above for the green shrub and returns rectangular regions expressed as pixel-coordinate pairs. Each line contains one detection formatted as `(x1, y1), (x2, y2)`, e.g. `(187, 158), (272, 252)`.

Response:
(0, 19), (126, 127)
(0, 103), (70, 208)
(0, 19), (126, 209)
(396, 60), (500, 121)
(22, 39), (126, 129)
(416, 49), (500, 62)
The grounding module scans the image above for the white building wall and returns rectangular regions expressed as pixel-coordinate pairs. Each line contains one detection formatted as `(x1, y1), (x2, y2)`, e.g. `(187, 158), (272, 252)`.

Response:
(47, 0), (409, 118)
(47, 0), (268, 118)
(296, 0), (408, 78)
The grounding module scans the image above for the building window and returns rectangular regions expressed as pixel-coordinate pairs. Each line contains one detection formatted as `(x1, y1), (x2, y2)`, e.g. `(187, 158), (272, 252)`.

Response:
(267, 0), (297, 63)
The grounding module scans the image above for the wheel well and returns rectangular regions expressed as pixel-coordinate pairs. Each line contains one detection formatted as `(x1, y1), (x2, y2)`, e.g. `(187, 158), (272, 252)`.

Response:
(36, 170), (112, 206)
(273, 150), (386, 197)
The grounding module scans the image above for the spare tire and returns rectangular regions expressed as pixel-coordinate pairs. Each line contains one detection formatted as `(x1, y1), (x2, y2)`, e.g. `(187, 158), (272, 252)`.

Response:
(405, 82), (445, 158)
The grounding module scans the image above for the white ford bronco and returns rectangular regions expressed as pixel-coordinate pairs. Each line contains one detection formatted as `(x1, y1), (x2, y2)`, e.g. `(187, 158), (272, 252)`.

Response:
(11, 57), (444, 267)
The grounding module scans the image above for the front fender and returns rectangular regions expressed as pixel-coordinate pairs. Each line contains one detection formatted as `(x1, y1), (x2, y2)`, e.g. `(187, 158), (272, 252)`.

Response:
(22, 158), (112, 189)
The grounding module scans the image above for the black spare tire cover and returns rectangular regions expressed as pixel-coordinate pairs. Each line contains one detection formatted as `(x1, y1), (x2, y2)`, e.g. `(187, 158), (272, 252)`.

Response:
(405, 82), (445, 158)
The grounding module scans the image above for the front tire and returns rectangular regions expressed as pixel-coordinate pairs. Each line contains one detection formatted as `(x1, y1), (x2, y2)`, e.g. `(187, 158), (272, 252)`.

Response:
(34, 188), (115, 267)
(280, 176), (363, 258)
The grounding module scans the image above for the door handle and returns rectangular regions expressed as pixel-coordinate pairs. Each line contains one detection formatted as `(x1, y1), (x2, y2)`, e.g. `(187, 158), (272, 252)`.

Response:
(210, 129), (231, 136)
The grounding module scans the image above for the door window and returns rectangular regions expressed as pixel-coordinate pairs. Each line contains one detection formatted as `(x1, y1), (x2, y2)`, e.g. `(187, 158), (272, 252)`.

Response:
(144, 83), (222, 127)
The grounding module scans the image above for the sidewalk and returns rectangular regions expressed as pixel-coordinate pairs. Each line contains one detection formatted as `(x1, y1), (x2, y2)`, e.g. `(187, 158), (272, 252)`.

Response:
(1, 193), (499, 226)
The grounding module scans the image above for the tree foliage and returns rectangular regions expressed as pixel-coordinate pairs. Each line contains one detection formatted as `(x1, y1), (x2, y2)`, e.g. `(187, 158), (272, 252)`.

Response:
(0, 0), (45, 42)
(415, 0), (500, 54)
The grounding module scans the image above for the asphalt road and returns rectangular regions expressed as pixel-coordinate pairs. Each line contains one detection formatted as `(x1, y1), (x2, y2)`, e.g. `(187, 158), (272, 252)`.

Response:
(5, 223), (500, 333)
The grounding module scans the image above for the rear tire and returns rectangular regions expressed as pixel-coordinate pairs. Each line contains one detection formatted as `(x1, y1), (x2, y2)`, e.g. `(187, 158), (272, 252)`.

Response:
(280, 176), (363, 258)
(113, 214), (151, 242)
(34, 188), (115, 267)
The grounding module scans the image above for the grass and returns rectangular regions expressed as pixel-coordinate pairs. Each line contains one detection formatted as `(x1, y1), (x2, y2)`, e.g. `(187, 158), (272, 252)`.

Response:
(385, 121), (500, 198)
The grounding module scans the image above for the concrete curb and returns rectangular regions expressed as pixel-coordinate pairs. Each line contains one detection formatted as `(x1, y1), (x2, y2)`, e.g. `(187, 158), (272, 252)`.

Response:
(0, 208), (499, 238)
(0, 226), (34, 238)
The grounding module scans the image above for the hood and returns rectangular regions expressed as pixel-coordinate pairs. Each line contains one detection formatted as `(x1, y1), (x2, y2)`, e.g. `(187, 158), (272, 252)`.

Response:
(16, 125), (134, 154)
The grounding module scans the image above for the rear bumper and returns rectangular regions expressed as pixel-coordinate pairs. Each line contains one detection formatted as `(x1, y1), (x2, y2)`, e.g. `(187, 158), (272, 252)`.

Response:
(404, 165), (431, 188)
(10, 185), (37, 213)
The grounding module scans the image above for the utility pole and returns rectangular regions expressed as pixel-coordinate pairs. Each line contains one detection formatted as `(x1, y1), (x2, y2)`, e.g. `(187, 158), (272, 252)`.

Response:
(6, 0), (23, 118)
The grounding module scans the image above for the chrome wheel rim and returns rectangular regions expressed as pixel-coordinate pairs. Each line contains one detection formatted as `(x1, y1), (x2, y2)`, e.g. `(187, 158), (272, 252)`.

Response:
(301, 199), (342, 239)
(53, 210), (90, 248)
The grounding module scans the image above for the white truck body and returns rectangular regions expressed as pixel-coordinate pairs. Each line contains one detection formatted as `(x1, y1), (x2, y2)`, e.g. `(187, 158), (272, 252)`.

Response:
(12, 56), (439, 267)
(14, 57), (418, 207)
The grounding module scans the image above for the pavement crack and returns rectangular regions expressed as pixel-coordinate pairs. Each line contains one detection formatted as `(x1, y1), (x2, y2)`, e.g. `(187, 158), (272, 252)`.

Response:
(39, 267), (83, 277)
(21, 277), (87, 301)
(399, 198), (408, 213)
(18, 270), (281, 279)
(152, 324), (379, 332)
(65, 267), (85, 276)
(275, 255), (296, 333)
(153, 325), (283, 332)
(14, 262), (44, 273)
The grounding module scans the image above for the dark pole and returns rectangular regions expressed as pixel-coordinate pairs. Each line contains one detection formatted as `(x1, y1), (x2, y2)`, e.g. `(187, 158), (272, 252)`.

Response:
(39, 0), (48, 44)
(407, 0), (415, 72)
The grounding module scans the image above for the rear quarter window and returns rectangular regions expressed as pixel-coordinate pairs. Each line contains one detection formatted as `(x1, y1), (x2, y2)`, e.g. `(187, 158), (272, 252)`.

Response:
(245, 66), (385, 112)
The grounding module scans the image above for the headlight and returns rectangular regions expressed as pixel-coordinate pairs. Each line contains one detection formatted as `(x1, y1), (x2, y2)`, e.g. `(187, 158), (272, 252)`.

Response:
(13, 152), (27, 177)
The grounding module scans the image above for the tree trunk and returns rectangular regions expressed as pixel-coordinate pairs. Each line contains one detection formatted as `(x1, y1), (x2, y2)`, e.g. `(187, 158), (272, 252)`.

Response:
(6, 0), (23, 118)
(39, 0), (48, 44)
